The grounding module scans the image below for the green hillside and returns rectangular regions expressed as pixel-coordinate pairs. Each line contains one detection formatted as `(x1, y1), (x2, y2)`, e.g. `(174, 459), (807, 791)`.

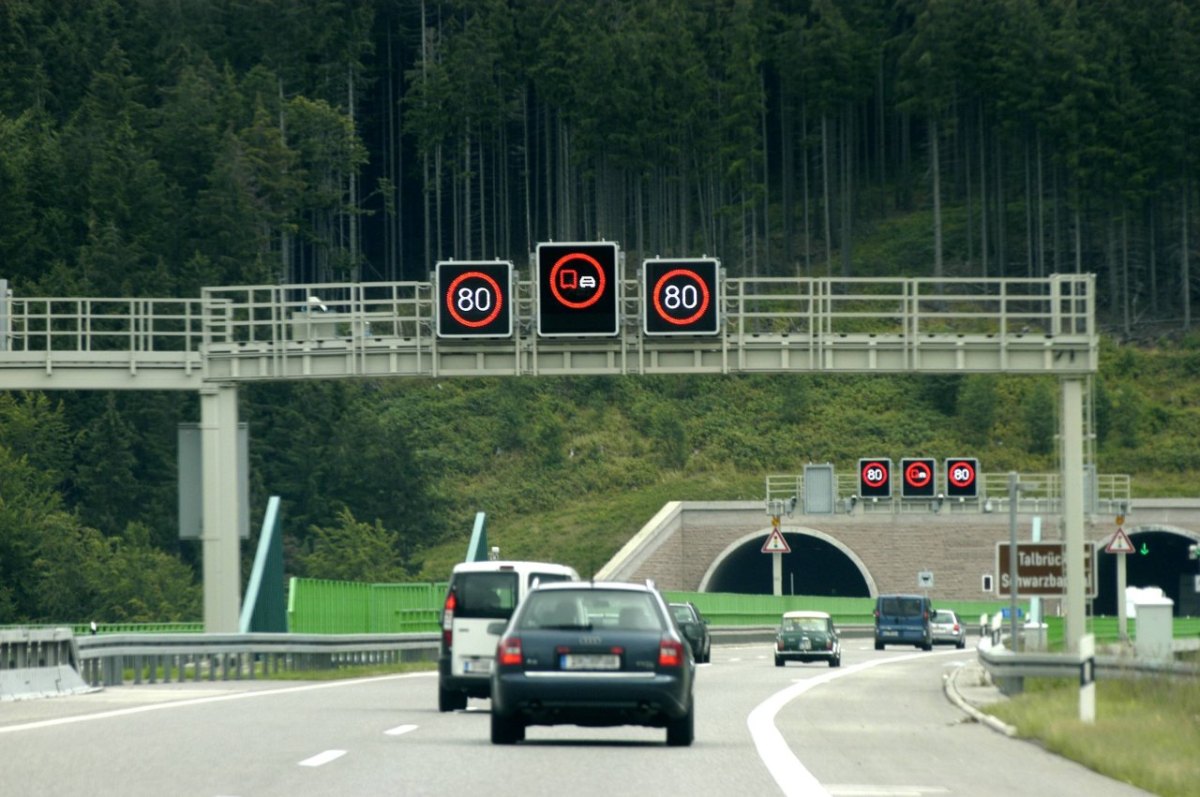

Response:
(319, 334), (1199, 583)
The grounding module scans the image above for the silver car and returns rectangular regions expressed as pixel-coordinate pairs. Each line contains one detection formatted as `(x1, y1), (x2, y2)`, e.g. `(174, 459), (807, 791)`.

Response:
(930, 609), (966, 648)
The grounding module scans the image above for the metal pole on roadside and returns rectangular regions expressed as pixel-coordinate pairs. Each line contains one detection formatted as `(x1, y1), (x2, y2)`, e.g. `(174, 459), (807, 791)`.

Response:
(1008, 472), (1022, 651)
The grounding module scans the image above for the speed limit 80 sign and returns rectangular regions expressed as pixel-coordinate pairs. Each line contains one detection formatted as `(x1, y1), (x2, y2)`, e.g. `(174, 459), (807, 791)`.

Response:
(858, 458), (892, 499)
(945, 457), (980, 499)
(643, 258), (720, 336)
(436, 261), (513, 338)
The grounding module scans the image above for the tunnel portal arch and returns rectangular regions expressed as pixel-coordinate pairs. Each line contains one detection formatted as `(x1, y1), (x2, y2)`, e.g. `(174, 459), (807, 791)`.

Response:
(1095, 526), (1200, 616)
(699, 527), (876, 597)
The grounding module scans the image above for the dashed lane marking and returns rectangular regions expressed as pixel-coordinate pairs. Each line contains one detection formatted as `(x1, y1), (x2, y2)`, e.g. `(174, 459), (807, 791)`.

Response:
(299, 749), (346, 767)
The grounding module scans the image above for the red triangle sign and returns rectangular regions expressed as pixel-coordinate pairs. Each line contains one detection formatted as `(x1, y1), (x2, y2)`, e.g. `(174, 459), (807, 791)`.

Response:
(1105, 528), (1135, 555)
(761, 528), (791, 554)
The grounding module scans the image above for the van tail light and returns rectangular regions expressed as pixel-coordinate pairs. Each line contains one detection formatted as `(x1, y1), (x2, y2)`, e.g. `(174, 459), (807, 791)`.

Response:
(659, 638), (685, 668)
(497, 636), (523, 666)
(441, 591), (456, 648)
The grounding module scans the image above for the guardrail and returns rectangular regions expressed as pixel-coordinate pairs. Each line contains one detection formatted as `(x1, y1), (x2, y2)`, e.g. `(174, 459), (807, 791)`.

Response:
(76, 632), (440, 687)
(976, 637), (1200, 695)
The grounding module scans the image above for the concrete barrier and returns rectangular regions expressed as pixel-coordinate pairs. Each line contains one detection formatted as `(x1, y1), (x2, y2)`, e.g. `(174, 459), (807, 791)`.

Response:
(0, 627), (97, 700)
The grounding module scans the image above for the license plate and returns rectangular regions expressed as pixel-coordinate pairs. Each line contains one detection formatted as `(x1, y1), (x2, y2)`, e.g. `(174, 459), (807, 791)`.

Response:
(800, 638), (812, 650)
(463, 659), (491, 674)
(561, 653), (620, 671)
(883, 630), (898, 637)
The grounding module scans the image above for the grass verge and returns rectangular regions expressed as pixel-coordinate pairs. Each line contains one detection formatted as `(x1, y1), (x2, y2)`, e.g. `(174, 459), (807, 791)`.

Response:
(982, 676), (1200, 797)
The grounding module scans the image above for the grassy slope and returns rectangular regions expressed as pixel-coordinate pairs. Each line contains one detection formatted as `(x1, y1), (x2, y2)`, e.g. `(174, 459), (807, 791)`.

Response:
(985, 677), (1200, 797)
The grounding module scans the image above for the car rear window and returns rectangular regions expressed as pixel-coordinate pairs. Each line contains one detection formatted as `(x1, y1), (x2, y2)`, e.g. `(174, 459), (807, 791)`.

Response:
(528, 571), (574, 589)
(670, 605), (697, 624)
(933, 610), (955, 622)
(879, 597), (925, 617)
(453, 571), (518, 619)
(520, 590), (664, 631)
(784, 617), (827, 631)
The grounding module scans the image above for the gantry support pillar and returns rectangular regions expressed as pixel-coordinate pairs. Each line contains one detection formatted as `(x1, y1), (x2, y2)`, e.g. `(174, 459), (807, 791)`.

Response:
(201, 384), (241, 632)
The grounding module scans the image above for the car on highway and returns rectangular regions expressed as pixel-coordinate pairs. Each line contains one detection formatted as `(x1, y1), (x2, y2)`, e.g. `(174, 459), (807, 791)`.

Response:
(930, 608), (967, 648)
(874, 593), (932, 651)
(488, 579), (696, 746)
(774, 610), (841, 667)
(669, 601), (711, 663)
(437, 560), (579, 712)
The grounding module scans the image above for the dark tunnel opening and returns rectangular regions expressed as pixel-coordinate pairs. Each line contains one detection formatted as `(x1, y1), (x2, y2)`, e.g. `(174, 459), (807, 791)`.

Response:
(1095, 530), (1200, 617)
(706, 533), (871, 597)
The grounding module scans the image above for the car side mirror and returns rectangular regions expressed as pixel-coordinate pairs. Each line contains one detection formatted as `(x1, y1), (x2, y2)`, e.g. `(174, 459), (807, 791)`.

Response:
(487, 621), (508, 635)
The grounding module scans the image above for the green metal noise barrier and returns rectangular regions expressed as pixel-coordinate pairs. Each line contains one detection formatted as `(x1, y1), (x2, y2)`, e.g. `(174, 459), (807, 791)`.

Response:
(286, 578), (448, 633)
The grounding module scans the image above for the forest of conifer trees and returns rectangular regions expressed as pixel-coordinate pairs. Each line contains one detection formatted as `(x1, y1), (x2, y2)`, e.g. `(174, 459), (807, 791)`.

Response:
(2, 1), (1199, 335)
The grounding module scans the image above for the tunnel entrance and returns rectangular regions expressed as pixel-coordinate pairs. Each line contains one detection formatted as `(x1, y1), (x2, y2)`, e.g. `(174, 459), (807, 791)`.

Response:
(1094, 529), (1200, 617)
(703, 531), (872, 597)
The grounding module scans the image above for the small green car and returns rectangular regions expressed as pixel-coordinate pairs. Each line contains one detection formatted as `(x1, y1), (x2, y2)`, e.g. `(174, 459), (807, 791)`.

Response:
(774, 610), (841, 667)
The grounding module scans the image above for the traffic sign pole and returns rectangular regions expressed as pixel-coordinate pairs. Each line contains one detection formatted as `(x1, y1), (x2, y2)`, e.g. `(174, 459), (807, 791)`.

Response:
(1117, 552), (1127, 641)
(771, 515), (782, 597)
(1107, 517), (1133, 642)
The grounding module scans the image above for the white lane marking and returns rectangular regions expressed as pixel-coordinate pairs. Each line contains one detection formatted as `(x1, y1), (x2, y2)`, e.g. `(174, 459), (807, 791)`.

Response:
(748, 649), (963, 797)
(0, 671), (436, 735)
(826, 786), (949, 796)
(384, 724), (418, 736)
(299, 749), (346, 767)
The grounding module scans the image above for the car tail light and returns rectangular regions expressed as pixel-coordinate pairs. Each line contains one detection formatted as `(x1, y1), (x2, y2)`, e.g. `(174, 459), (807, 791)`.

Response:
(441, 591), (456, 648)
(659, 638), (684, 667)
(775, 639), (784, 651)
(953, 623), (960, 632)
(826, 639), (833, 650)
(497, 636), (523, 666)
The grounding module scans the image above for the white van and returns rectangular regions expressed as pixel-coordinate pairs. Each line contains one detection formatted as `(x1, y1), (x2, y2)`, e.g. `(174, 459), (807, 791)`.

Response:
(437, 560), (580, 711)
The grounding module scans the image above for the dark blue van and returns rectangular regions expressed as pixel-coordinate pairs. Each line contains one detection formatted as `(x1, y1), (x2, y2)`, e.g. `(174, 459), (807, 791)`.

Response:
(873, 594), (932, 651)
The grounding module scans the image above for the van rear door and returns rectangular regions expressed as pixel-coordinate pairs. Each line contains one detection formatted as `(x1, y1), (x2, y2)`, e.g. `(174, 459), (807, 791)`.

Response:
(449, 570), (519, 677)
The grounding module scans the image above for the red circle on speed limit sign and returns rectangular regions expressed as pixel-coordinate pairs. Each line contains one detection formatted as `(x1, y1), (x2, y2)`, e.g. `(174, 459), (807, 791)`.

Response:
(861, 461), (888, 488)
(945, 457), (979, 498)
(445, 270), (504, 328)
(905, 461), (932, 488)
(948, 460), (976, 488)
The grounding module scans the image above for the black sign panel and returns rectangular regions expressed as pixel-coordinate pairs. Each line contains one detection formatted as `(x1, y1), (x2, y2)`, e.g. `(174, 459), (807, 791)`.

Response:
(900, 458), (937, 498)
(643, 258), (720, 336)
(945, 457), (979, 499)
(436, 261), (513, 338)
(537, 242), (619, 336)
(858, 458), (892, 499)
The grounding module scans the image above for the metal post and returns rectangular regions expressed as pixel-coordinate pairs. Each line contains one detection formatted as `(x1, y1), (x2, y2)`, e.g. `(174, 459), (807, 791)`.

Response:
(771, 514), (783, 597)
(1116, 554), (1128, 641)
(1062, 377), (1087, 654)
(201, 384), (242, 632)
(1008, 472), (1020, 651)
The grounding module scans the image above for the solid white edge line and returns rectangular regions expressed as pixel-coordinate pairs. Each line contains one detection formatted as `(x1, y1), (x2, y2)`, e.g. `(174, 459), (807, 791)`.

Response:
(0, 671), (436, 735)
(298, 749), (346, 767)
(747, 649), (965, 797)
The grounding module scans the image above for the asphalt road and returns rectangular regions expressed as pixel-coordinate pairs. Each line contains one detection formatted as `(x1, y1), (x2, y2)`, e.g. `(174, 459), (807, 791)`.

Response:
(0, 641), (1153, 796)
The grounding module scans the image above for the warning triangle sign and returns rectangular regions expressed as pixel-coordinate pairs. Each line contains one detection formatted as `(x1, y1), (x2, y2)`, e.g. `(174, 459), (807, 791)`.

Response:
(1105, 528), (1135, 555)
(761, 528), (791, 554)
